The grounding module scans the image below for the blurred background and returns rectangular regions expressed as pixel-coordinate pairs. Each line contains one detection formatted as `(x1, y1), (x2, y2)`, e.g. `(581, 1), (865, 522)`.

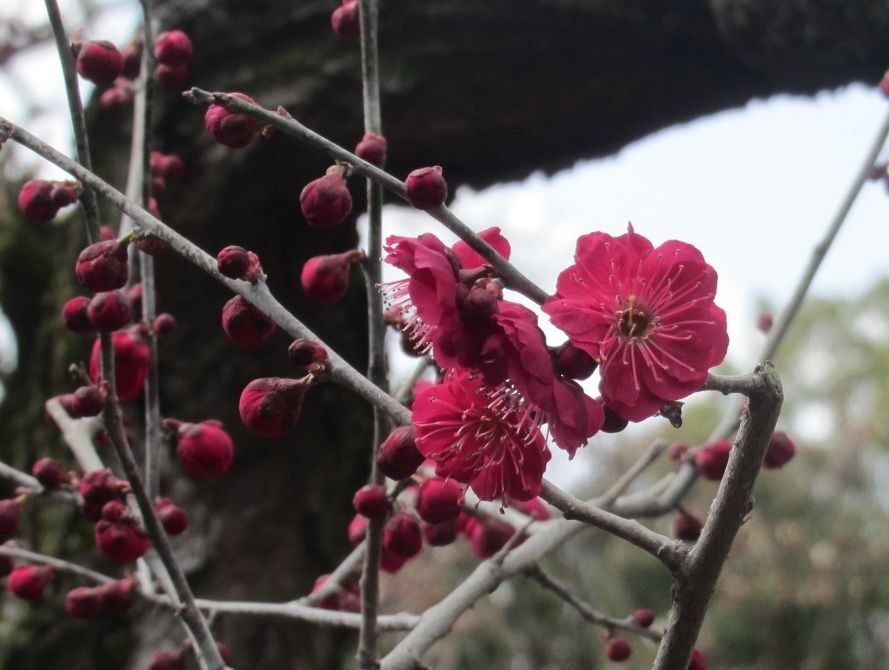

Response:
(2, 0), (889, 668)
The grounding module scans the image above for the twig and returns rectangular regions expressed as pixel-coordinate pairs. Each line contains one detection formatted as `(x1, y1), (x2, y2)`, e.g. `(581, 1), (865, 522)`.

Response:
(183, 88), (548, 305)
(652, 363), (783, 669)
(44, 398), (103, 472)
(527, 566), (661, 643)
(194, 599), (417, 631)
(0, 545), (115, 585)
(540, 481), (685, 573)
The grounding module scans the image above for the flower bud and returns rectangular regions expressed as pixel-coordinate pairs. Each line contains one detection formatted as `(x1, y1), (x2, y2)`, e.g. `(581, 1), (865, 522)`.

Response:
(80, 469), (129, 522)
(515, 497), (550, 521)
(101, 500), (128, 523)
(7, 565), (52, 600)
(95, 517), (150, 562)
(204, 92), (263, 148)
(0, 499), (21, 542)
(606, 637), (632, 662)
(149, 151), (185, 182)
(667, 442), (689, 461)
(673, 510), (703, 542)
(75, 40), (124, 86)
(376, 426), (424, 480)
(97, 577), (137, 613)
(352, 484), (389, 518)
(331, 0), (360, 40)
(99, 83), (134, 114)
(287, 338), (329, 375)
(422, 519), (458, 546)
(99, 225), (116, 241)
(120, 40), (142, 79)
(87, 290), (132, 331)
(300, 250), (363, 304)
(383, 512), (422, 558)
(688, 648), (707, 670)
(470, 518), (514, 558)
(148, 650), (186, 670)
(239, 377), (308, 437)
(694, 439), (732, 480)
(65, 586), (103, 619)
(216, 245), (262, 281)
(75, 239), (130, 292)
(551, 341), (597, 380)
(153, 62), (188, 87)
(89, 330), (151, 402)
(153, 313), (177, 336)
(380, 546), (409, 574)
(32, 458), (71, 489)
(136, 233), (167, 256)
(62, 296), (94, 333)
(415, 478), (462, 524)
(18, 180), (80, 222)
(756, 311), (774, 333)
(597, 398), (629, 433)
(72, 385), (106, 417)
(174, 421), (235, 478)
(300, 171), (353, 228)
(155, 497), (188, 535)
(632, 608), (655, 627)
(355, 132), (387, 166)
(405, 166), (447, 209)
(127, 283), (143, 315)
(348, 514), (368, 546)
(311, 574), (342, 610)
(763, 430), (796, 469)
(154, 30), (193, 67)
(221, 295), (277, 348)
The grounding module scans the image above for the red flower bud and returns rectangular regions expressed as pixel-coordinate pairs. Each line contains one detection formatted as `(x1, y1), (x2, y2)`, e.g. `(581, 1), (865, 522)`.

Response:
(153, 61), (188, 87)
(32, 458), (71, 489)
(65, 586), (103, 619)
(694, 439), (732, 480)
(606, 637), (632, 662)
(95, 517), (150, 562)
(376, 426), (424, 480)
(73, 385), (106, 417)
(331, 0), (360, 40)
(221, 295), (277, 348)
(422, 519), (458, 546)
(756, 311), (774, 333)
(99, 225), (116, 241)
(216, 245), (262, 281)
(632, 608), (655, 628)
(89, 330), (151, 402)
(470, 518), (515, 558)
(352, 484), (389, 518)
(300, 251), (362, 304)
(155, 497), (188, 535)
(348, 514), (368, 546)
(551, 341), (597, 380)
(120, 40), (142, 79)
(311, 574), (344, 610)
(763, 430), (796, 469)
(80, 469), (129, 521)
(0, 499), (21, 542)
(7, 565), (52, 600)
(75, 239), (130, 292)
(136, 233), (167, 256)
(405, 166), (447, 209)
(598, 398), (629, 433)
(355, 132), (387, 167)
(415, 477), (462, 524)
(99, 83), (134, 114)
(383, 512), (422, 558)
(380, 546), (409, 574)
(514, 497), (550, 521)
(154, 30), (193, 67)
(62, 296), (94, 333)
(239, 377), (308, 437)
(300, 172), (353, 228)
(175, 421), (235, 478)
(75, 40), (124, 86)
(667, 442), (689, 461)
(204, 92), (263, 148)
(128, 283), (143, 315)
(87, 290), (132, 331)
(101, 500), (129, 523)
(97, 577), (137, 613)
(148, 650), (186, 670)
(153, 313), (177, 336)
(149, 151), (185, 181)
(18, 180), (80, 222)
(287, 338), (329, 375)
(688, 648), (707, 670)
(673, 510), (703, 542)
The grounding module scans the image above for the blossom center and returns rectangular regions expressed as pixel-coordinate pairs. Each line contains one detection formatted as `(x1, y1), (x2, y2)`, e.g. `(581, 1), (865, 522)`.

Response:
(618, 295), (652, 338)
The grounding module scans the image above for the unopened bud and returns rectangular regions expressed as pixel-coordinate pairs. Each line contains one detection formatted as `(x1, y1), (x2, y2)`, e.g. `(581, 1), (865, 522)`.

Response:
(300, 250), (363, 304)
(355, 132), (387, 166)
(87, 290), (132, 331)
(75, 40), (124, 86)
(221, 295), (277, 348)
(331, 0), (360, 40)
(204, 92), (263, 148)
(300, 172), (353, 228)
(405, 166), (447, 209)
(18, 180), (80, 222)
(238, 377), (308, 437)
(75, 238), (130, 292)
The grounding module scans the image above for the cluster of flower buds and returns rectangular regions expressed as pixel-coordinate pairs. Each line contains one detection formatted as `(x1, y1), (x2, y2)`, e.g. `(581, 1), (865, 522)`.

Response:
(686, 430), (797, 482)
(163, 419), (235, 478)
(311, 573), (360, 612)
(77, 470), (150, 562)
(154, 30), (193, 87)
(148, 149), (186, 211)
(17, 180), (81, 222)
(88, 329), (152, 402)
(50, 384), (106, 419)
(32, 458), (75, 490)
(64, 577), (138, 618)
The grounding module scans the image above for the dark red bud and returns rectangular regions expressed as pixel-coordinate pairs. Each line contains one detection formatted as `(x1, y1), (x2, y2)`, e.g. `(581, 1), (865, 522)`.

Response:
(65, 586), (103, 618)
(120, 40), (142, 79)
(75, 40), (124, 86)
(155, 497), (188, 535)
(62, 296), (94, 333)
(98, 577), (137, 613)
(95, 517), (150, 562)
(149, 151), (185, 181)
(148, 650), (187, 670)
(300, 172), (353, 228)
(153, 61), (188, 87)
(127, 283), (144, 315)
(79, 469), (129, 521)
(87, 290), (132, 331)
(88, 330), (151, 402)
(99, 225), (116, 241)
(0, 499), (21, 542)
(551, 341), (597, 380)
(673, 511), (703, 542)
(75, 239), (130, 292)
(7, 565), (52, 600)
(376, 426), (424, 480)
(606, 637), (632, 662)
(287, 338), (329, 374)
(73, 385), (106, 417)
(405, 166), (447, 209)
(354, 132), (387, 166)
(470, 518), (515, 558)
(221, 295), (277, 348)
(99, 83), (134, 113)
(763, 430), (796, 469)
(176, 421), (235, 478)
(382, 512), (422, 558)
(216, 245), (263, 281)
(632, 608), (655, 627)
(688, 648), (707, 670)
(694, 439), (732, 480)
(331, 0), (360, 40)
(18, 180), (81, 222)
(31, 458), (70, 489)
(238, 377), (308, 437)
(153, 313), (176, 336)
(514, 497), (550, 521)
(598, 398), (629, 433)
(380, 546), (409, 574)
(352, 484), (389, 518)
(300, 251), (362, 304)
(348, 514), (368, 546)
(422, 519), (458, 546)
(204, 92), (263, 148)
(154, 30), (193, 67)
(311, 574), (343, 610)
(415, 478), (462, 524)
(136, 233), (167, 256)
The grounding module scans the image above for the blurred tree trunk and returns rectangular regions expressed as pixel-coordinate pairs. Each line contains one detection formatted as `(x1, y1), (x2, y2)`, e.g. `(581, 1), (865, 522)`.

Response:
(1, 0), (887, 667)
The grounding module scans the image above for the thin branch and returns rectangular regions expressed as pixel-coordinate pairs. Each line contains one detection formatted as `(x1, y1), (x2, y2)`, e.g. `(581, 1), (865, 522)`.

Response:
(700, 372), (760, 396)
(595, 439), (668, 507)
(183, 88), (548, 305)
(0, 545), (115, 585)
(194, 599), (417, 631)
(540, 481), (686, 573)
(527, 566), (661, 643)
(652, 363), (783, 669)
